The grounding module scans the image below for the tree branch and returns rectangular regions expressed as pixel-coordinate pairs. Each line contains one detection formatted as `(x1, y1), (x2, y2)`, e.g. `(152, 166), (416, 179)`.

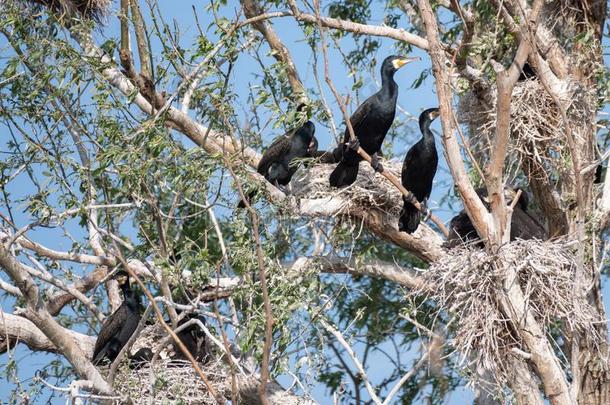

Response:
(0, 243), (112, 394)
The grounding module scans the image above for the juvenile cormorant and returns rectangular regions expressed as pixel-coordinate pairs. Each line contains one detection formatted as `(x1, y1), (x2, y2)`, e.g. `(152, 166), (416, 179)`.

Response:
(445, 188), (546, 248)
(92, 271), (142, 365)
(399, 108), (440, 233)
(329, 55), (419, 187)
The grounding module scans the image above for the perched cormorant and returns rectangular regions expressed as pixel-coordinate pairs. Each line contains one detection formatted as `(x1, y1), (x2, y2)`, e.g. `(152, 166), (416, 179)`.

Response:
(238, 119), (317, 207)
(329, 55), (419, 187)
(445, 188), (546, 248)
(399, 108), (440, 233)
(257, 120), (317, 186)
(92, 271), (142, 365)
(174, 313), (209, 363)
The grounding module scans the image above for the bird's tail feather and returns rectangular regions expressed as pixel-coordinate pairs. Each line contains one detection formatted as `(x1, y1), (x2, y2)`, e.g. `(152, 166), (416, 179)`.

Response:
(329, 161), (358, 187)
(398, 200), (420, 233)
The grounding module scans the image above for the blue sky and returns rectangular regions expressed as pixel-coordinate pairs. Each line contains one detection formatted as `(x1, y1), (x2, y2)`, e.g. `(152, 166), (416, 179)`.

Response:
(1, 1), (609, 404)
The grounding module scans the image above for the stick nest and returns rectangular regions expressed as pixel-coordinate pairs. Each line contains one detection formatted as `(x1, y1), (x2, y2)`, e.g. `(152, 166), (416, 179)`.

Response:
(413, 239), (603, 390)
(291, 159), (403, 216)
(114, 357), (230, 404)
(25, 0), (110, 22)
(458, 79), (595, 182)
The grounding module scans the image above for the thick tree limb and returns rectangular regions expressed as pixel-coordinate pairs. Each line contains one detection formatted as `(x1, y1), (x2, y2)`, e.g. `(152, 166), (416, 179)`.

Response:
(289, 256), (429, 291)
(0, 243), (112, 394)
(241, 0), (305, 101)
(287, 1), (428, 50)
(485, 0), (544, 247)
(0, 310), (95, 355)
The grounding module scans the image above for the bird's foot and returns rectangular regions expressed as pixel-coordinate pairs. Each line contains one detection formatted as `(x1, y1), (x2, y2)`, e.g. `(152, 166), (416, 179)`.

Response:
(421, 198), (431, 221)
(371, 153), (384, 173)
(347, 138), (360, 152)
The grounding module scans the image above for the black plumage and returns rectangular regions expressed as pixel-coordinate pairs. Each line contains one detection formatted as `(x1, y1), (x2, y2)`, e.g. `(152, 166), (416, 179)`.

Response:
(518, 62), (536, 81)
(399, 108), (440, 233)
(445, 188), (546, 248)
(92, 271), (142, 365)
(238, 120), (317, 207)
(329, 55), (419, 187)
(174, 313), (209, 363)
(257, 120), (317, 186)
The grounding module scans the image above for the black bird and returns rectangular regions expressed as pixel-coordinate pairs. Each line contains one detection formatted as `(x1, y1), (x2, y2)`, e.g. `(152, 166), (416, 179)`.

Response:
(238, 120), (317, 208)
(92, 271), (142, 365)
(518, 62), (537, 81)
(174, 313), (209, 363)
(399, 108), (440, 233)
(445, 188), (546, 248)
(329, 55), (419, 187)
(257, 120), (317, 186)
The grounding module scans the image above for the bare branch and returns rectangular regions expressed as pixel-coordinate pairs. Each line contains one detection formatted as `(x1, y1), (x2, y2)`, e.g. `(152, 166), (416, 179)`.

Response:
(0, 310), (95, 355)
(320, 318), (382, 405)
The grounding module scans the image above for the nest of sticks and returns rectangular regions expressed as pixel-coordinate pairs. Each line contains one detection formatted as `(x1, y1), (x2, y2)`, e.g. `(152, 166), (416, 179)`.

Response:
(291, 159), (404, 217)
(113, 357), (229, 404)
(413, 239), (603, 390)
(24, 0), (110, 21)
(458, 79), (595, 182)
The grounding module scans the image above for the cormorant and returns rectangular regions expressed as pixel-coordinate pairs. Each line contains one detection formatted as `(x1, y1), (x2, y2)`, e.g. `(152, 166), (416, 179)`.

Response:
(445, 188), (546, 248)
(257, 120), (317, 186)
(329, 55), (419, 187)
(238, 119), (317, 207)
(399, 107), (440, 233)
(92, 271), (142, 365)
(129, 347), (153, 369)
(174, 313), (209, 363)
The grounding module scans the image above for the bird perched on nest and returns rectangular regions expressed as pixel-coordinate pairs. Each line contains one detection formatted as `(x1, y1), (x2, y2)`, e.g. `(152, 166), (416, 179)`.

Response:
(399, 107), (440, 233)
(329, 55), (420, 187)
(172, 312), (210, 363)
(257, 120), (317, 186)
(238, 112), (318, 207)
(92, 270), (142, 365)
(445, 188), (546, 248)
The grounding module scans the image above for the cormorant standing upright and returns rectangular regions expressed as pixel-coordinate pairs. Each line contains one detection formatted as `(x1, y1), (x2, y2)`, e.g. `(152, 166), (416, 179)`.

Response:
(399, 108), (440, 233)
(329, 55), (419, 187)
(92, 271), (142, 365)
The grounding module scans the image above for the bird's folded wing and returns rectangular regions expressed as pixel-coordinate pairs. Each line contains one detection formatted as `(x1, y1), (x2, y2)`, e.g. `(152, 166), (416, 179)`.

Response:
(93, 304), (128, 356)
(257, 135), (292, 176)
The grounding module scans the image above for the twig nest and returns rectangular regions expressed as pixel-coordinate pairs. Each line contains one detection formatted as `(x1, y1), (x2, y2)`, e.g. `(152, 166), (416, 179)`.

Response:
(291, 159), (403, 217)
(114, 358), (229, 404)
(458, 79), (595, 181)
(27, 0), (111, 22)
(413, 239), (603, 391)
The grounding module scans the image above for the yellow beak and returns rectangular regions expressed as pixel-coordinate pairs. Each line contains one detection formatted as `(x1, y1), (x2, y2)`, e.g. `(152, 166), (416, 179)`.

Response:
(392, 56), (420, 69)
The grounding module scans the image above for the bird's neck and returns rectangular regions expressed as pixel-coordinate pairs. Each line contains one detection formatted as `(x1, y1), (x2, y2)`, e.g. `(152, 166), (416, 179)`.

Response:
(123, 289), (140, 309)
(380, 74), (398, 100)
(420, 121), (434, 143)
